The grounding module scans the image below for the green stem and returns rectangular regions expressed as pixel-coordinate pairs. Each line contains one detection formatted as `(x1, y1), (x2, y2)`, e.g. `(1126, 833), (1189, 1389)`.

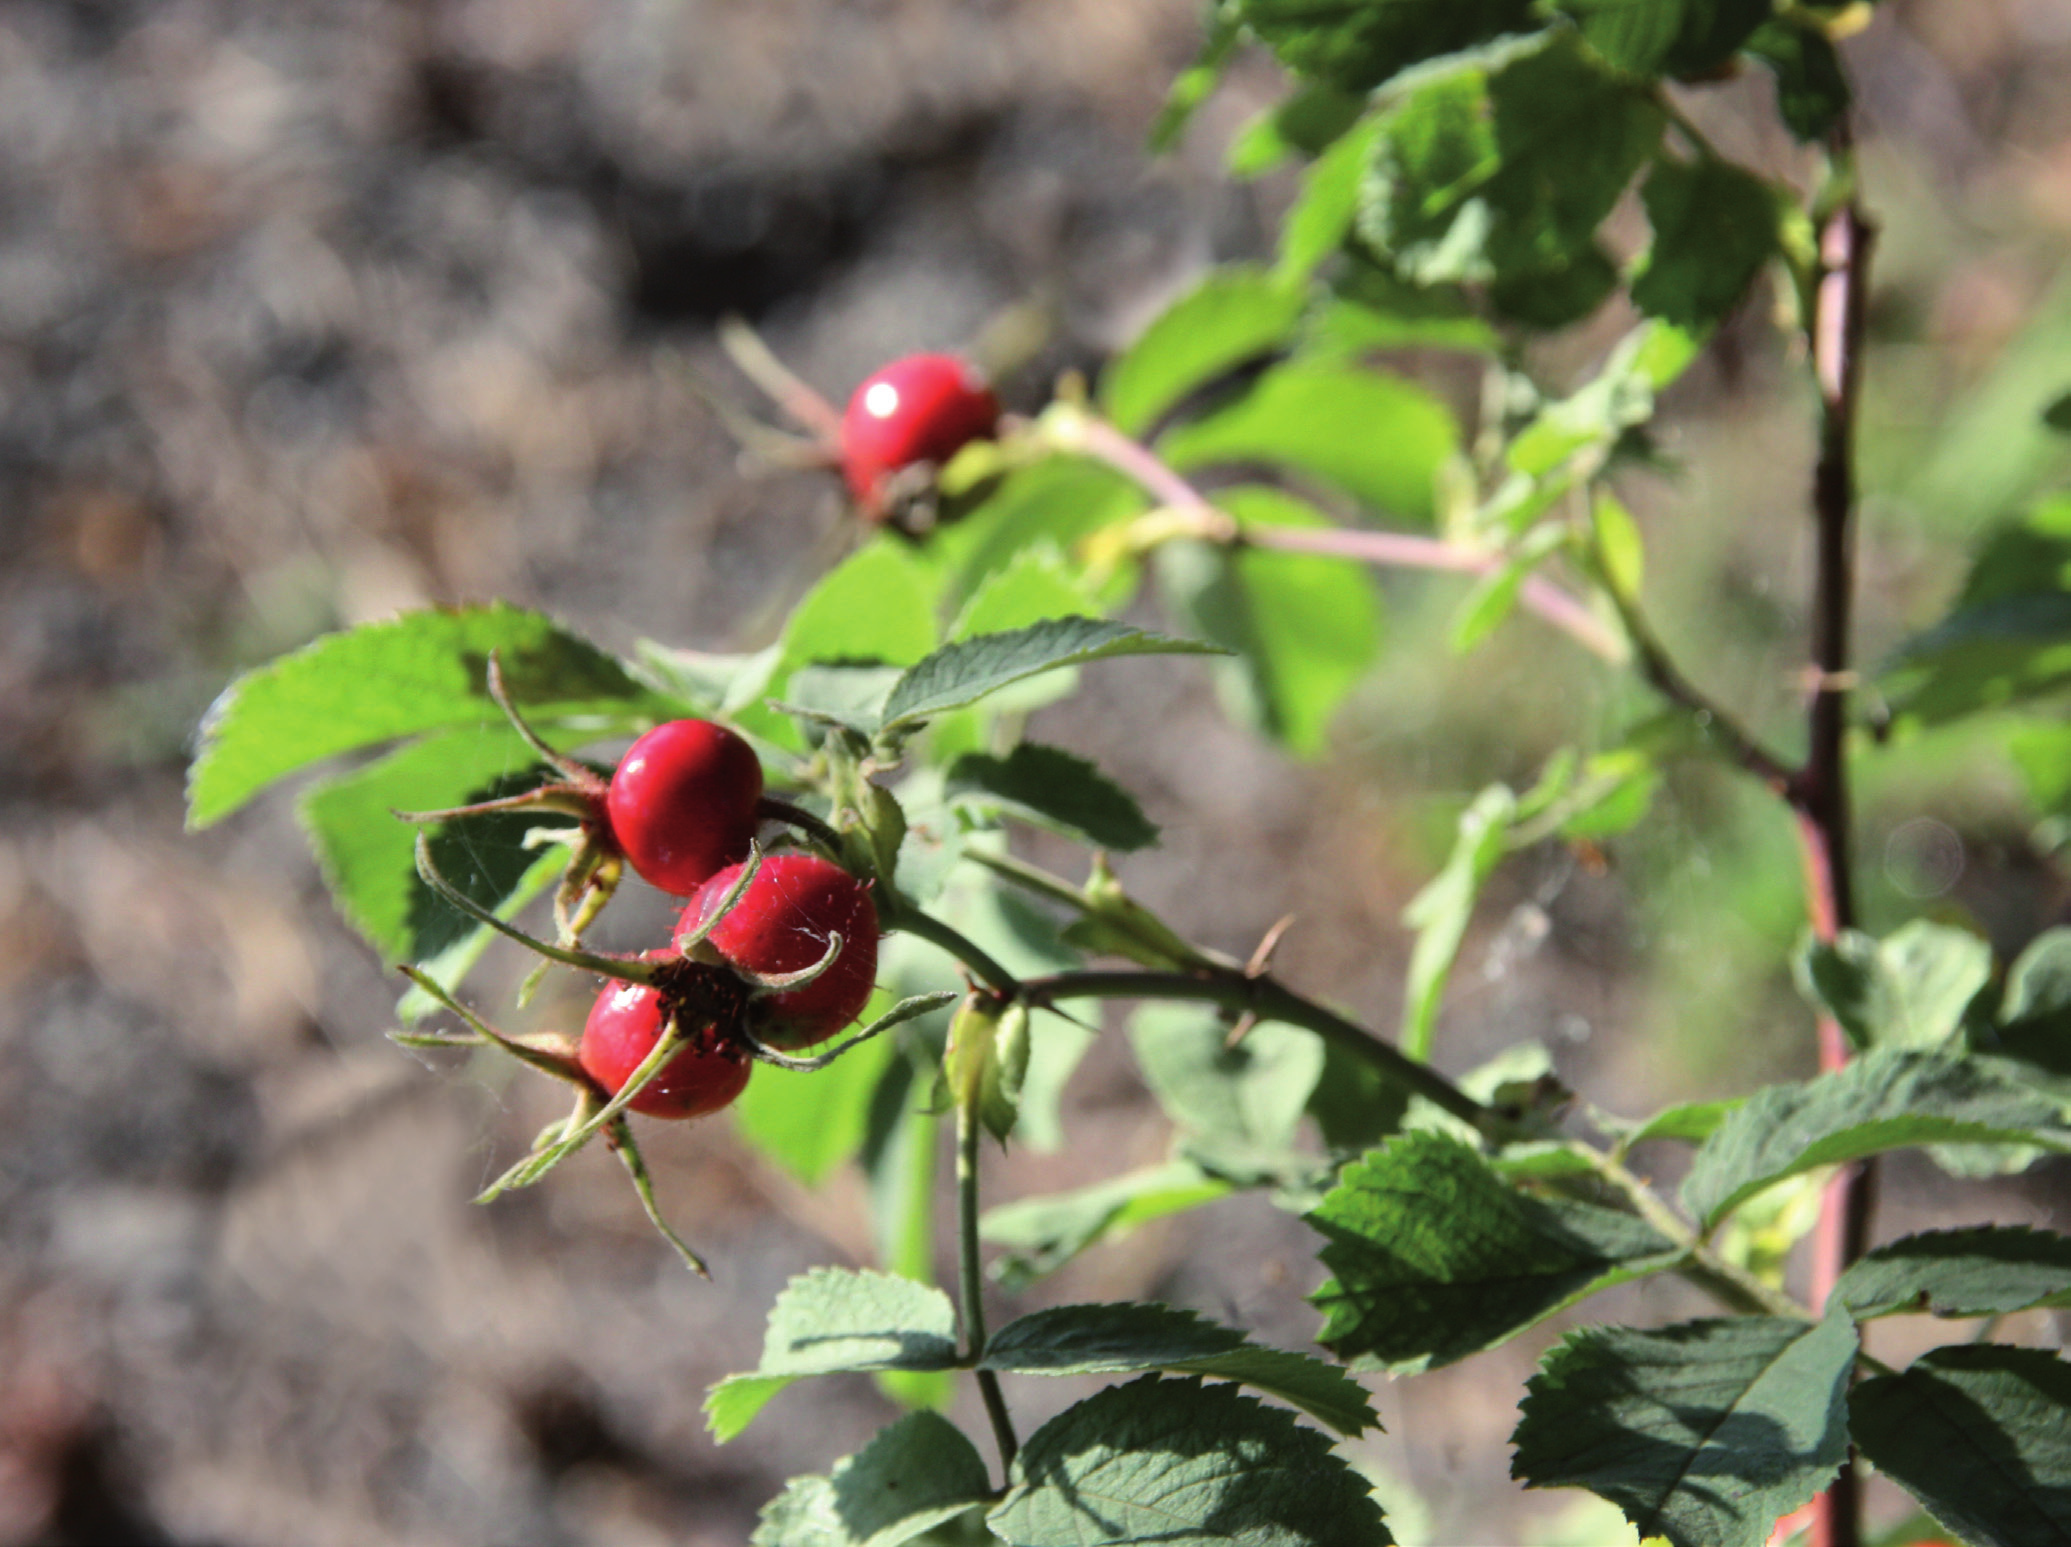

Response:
(881, 891), (1021, 995)
(1020, 968), (1499, 1136)
(958, 1103), (1020, 1472)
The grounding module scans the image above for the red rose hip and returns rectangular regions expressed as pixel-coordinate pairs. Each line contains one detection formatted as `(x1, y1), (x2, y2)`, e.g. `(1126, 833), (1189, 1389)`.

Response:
(841, 354), (1000, 506)
(680, 854), (880, 1050)
(605, 719), (764, 896)
(578, 979), (750, 1120)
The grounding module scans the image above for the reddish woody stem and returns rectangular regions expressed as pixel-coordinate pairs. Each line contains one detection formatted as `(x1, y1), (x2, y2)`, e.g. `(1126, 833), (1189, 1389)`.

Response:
(1799, 181), (1876, 1547)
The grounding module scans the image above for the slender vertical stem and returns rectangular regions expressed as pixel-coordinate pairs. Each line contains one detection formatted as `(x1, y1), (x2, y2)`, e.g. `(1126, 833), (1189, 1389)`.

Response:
(958, 1104), (1019, 1473)
(1799, 175), (1876, 1547)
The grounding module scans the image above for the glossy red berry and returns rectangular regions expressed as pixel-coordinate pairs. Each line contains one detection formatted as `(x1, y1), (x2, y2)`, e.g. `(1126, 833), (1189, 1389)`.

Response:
(841, 354), (1000, 506)
(577, 979), (750, 1120)
(605, 719), (764, 896)
(679, 854), (880, 1050)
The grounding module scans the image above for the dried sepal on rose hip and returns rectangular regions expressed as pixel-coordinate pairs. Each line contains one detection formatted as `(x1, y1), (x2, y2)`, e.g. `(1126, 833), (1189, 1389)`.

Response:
(677, 853), (880, 1051)
(841, 354), (1000, 518)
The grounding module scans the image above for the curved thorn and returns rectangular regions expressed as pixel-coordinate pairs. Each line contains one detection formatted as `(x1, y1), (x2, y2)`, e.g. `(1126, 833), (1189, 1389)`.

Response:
(485, 649), (597, 783)
(610, 1117), (712, 1278)
(413, 833), (661, 984)
(739, 931), (841, 996)
(673, 840), (764, 953)
(738, 990), (958, 1071)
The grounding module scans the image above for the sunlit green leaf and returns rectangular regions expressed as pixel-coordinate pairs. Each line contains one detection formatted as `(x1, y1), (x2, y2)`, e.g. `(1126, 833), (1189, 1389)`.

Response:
(1101, 268), (1306, 437)
(188, 604), (671, 827)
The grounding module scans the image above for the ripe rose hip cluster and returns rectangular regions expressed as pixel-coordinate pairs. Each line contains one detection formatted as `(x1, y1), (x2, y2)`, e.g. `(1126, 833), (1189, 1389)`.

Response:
(414, 690), (880, 1125)
(577, 720), (880, 1119)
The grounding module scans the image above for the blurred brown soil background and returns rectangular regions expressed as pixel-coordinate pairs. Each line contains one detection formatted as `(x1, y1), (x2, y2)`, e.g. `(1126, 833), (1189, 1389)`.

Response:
(2, 2), (2069, 1544)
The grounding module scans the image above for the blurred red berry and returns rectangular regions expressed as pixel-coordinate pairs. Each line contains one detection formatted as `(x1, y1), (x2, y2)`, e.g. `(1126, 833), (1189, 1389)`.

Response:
(841, 354), (1000, 508)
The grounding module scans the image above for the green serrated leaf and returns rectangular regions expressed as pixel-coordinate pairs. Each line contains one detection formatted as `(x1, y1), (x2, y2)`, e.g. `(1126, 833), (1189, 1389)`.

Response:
(949, 545), (1101, 643)
(1154, 487), (1385, 757)
(1630, 156), (1781, 330)
(295, 728), (564, 965)
(1158, 363), (1459, 522)
(1236, 0), (1540, 94)
(1308, 1131), (1680, 1374)
(989, 1375), (1391, 1547)
(1276, 117), (1386, 285)
(1130, 1004), (1324, 1185)
(1230, 80), (1368, 178)
(188, 603), (672, 828)
(1553, 0), (1771, 79)
(1833, 1225), (2071, 1320)
(1883, 496), (2071, 723)
(1151, 5), (1242, 152)
(980, 1302), (1377, 1436)
(1795, 921), (1994, 1054)
(1682, 1049), (2071, 1227)
(1993, 925), (2071, 1077)
(1101, 267), (1307, 437)
(947, 743), (1159, 851)
(1507, 320), (1694, 478)
(705, 1268), (960, 1442)
(1630, 1097), (1740, 1145)
(1746, 20), (1852, 143)
(880, 618), (1226, 732)
(980, 1161), (1234, 1290)
(1401, 784), (1516, 1061)
(1359, 32), (1664, 326)
(751, 1412), (996, 1547)
(1849, 1344), (2071, 1547)
(1511, 1314), (1858, 1547)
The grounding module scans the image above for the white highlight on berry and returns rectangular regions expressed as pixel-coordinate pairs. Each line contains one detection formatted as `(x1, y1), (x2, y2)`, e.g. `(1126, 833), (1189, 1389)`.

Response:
(862, 381), (901, 418)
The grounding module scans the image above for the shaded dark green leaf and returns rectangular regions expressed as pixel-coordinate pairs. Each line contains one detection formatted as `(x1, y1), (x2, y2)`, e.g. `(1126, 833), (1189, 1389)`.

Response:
(981, 1302), (1377, 1436)
(989, 1375), (1391, 1546)
(1746, 20), (1852, 143)
(1230, 80), (1368, 179)
(1682, 1049), (2071, 1227)
(1850, 1344), (2071, 1547)
(1631, 156), (1780, 329)
(752, 1412), (995, 1547)
(947, 743), (1159, 851)
(1308, 1132), (1680, 1373)
(295, 728), (565, 965)
(1511, 1314), (1858, 1547)
(881, 619), (1227, 732)
(1236, 0), (1539, 94)
(1835, 1226), (2071, 1320)
(1358, 33), (1663, 323)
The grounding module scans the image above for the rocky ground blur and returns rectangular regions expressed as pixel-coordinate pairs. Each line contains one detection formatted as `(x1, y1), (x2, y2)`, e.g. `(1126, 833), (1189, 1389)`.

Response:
(3, 2), (2070, 1544)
